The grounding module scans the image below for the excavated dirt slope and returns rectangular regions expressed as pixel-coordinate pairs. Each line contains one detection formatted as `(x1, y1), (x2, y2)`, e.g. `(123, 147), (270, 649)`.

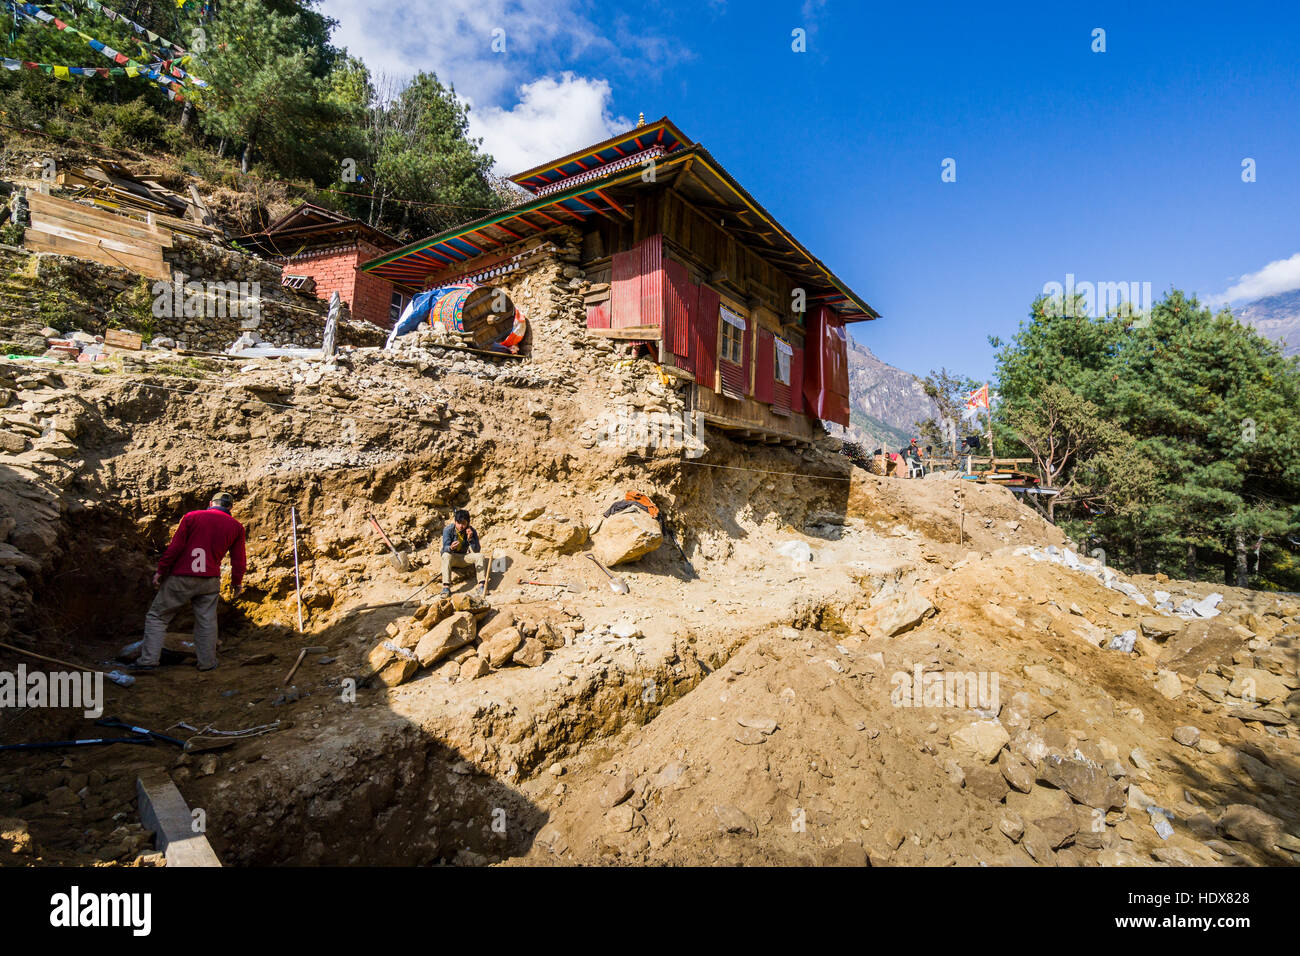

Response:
(0, 340), (1297, 867)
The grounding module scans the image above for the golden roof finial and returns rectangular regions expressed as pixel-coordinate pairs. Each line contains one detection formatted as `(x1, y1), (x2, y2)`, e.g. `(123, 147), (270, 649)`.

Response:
(636, 112), (645, 127)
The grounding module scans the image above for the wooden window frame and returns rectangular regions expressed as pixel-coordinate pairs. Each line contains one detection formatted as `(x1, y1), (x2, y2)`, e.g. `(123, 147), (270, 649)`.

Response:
(720, 315), (744, 365)
(774, 336), (793, 386)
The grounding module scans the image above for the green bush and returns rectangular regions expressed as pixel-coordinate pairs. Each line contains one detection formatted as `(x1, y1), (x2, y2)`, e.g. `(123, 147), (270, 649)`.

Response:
(109, 100), (168, 145)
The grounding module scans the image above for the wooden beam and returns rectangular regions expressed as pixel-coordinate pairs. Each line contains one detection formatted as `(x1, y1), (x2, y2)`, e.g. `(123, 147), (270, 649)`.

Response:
(594, 189), (632, 220)
(572, 194), (616, 221)
(587, 325), (663, 341)
(136, 772), (222, 867)
(29, 193), (171, 244)
(678, 160), (735, 211)
(25, 229), (170, 280)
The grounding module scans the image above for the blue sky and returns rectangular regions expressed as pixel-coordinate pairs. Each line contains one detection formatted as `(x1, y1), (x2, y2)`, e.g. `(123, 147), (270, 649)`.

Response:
(321, 0), (1300, 381)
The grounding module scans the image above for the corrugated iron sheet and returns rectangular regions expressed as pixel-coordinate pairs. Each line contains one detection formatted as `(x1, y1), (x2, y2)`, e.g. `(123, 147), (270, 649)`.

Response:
(772, 381), (791, 415)
(719, 357), (745, 397)
(755, 328), (775, 404)
(611, 247), (639, 328)
(640, 233), (662, 329)
(741, 316), (753, 395)
(663, 257), (692, 367)
(696, 285), (719, 389)
(586, 301), (609, 329)
(790, 344), (805, 414)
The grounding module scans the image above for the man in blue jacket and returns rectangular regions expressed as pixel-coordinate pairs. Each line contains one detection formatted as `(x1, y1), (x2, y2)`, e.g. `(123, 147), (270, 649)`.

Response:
(439, 508), (486, 597)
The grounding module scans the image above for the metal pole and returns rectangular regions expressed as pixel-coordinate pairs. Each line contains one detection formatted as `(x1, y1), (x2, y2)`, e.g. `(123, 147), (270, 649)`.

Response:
(291, 507), (304, 633)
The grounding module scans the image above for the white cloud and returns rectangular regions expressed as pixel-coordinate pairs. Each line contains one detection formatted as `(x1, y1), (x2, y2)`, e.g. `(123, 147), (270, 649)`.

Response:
(467, 73), (631, 176)
(1213, 252), (1300, 304)
(317, 1), (681, 177)
(319, 0), (607, 103)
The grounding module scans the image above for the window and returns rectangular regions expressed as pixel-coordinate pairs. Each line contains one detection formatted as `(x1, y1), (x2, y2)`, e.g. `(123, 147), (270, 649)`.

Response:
(388, 291), (410, 324)
(774, 336), (793, 385)
(720, 306), (746, 363)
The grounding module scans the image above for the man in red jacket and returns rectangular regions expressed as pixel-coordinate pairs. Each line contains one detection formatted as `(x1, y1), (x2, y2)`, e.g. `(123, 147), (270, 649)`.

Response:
(137, 492), (247, 671)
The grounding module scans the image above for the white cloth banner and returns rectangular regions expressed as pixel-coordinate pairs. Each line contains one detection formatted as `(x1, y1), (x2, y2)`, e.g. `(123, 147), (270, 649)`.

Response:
(720, 306), (746, 331)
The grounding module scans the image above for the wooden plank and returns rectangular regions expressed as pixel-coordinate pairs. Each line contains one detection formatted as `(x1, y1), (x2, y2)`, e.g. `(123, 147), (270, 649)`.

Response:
(188, 184), (216, 225)
(30, 192), (171, 244)
(136, 772), (222, 867)
(104, 328), (144, 350)
(25, 230), (170, 280)
(30, 208), (171, 251)
(84, 198), (220, 237)
(587, 326), (663, 341)
(28, 218), (163, 260)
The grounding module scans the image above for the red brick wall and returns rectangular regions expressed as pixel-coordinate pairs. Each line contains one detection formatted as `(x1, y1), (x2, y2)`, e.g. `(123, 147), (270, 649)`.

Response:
(279, 243), (397, 328)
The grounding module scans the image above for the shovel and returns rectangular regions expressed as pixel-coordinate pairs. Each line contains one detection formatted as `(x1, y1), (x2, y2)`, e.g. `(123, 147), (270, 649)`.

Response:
(585, 553), (629, 594)
(365, 511), (410, 571)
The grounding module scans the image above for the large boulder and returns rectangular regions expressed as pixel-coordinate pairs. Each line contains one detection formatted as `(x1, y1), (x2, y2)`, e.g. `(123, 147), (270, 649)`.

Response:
(949, 720), (1010, 764)
(876, 591), (936, 637)
(1219, 804), (1286, 849)
(477, 609), (516, 642)
(418, 597), (454, 628)
(459, 655), (489, 681)
(592, 509), (662, 566)
(1037, 754), (1127, 810)
(512, 637), (546, 668)
(482, 626), (524, 668)
(375, 657), (417, 687)
(1139, 615), (1183, 641)
(415, 611), (476, 667)
(527, 516), (588, 555)
(1228, 667), (1291, 704)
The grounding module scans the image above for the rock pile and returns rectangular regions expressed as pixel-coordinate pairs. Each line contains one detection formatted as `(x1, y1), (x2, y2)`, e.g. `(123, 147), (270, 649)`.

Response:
(576, 358), (702, 457)
(384, 333), (558, 389)
(366, 596), (584, 687)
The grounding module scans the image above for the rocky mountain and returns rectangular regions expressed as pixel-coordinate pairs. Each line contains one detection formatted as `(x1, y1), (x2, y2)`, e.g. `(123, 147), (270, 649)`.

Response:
(1236, 289), (1300, 357)
(833, 335), (940, 452)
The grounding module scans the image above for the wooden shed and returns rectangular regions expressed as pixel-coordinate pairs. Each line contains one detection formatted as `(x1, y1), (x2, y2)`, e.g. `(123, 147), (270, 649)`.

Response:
(360, 118), (876, 444)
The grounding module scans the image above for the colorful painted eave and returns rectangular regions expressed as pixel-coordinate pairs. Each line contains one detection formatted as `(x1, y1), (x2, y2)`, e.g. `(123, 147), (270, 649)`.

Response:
(361, 139), (878, 323)
(508, 117), (692, 193)
(359, 150), (704, 286)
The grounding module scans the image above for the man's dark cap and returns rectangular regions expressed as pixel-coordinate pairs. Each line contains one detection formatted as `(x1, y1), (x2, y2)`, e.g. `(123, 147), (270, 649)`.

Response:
(212, 492), (235, 510)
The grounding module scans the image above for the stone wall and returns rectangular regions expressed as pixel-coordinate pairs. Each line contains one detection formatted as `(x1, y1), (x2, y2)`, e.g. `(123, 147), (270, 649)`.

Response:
(486, 229), (591, 371)
(1, 237), (387, 354)
(161, 235), (385, 351)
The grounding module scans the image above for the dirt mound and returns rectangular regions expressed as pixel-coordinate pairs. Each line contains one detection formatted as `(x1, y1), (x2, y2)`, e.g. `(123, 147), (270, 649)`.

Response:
(1, 333), (1297, 867)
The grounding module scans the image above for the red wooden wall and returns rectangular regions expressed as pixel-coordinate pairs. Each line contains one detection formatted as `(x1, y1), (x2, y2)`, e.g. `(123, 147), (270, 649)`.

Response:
(588, 239), (846, 431)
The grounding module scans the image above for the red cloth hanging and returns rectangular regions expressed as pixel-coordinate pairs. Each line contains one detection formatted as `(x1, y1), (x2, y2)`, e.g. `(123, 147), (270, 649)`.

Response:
(801, 306), (850, 426)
